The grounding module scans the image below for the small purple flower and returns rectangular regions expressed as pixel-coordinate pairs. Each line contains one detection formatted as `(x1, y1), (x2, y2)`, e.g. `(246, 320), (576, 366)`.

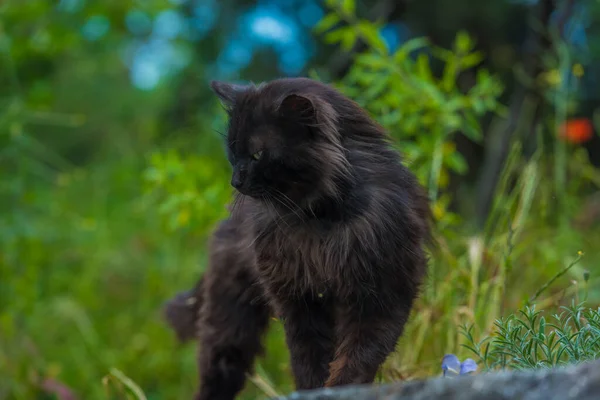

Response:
(441, 354), (478, 377)
(441, 354), (461, 376)
(460, 358), (478, 375)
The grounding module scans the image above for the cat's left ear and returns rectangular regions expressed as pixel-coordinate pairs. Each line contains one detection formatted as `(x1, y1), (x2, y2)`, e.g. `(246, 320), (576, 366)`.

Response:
(210, 80), (248, 108)
(279, 94), (315, 123)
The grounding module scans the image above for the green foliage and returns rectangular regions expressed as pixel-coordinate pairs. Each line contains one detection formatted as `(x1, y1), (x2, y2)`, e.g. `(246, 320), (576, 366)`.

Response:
(316, 1), (505, 206)
(141, 149), (231, 235)
(462, 302), (600, 371)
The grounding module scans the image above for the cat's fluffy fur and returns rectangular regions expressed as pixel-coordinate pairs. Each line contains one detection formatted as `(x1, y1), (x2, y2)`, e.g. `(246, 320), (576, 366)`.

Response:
(163, 77), (432, 400)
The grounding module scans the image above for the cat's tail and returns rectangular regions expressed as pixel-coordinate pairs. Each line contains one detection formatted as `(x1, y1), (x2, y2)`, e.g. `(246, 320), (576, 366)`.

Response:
(162, 277), (204, 342)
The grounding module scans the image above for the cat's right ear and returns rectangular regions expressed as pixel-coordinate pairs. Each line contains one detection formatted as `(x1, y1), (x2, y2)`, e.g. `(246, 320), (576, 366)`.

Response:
(210, 81), (247, 107)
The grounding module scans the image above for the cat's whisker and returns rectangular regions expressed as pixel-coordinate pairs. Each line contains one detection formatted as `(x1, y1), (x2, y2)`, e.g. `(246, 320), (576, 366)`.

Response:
(270, 189), (308, 224)
(265, 194), (291, 230)
(212, 128), (227, 139)
(230, 192), (246, 215)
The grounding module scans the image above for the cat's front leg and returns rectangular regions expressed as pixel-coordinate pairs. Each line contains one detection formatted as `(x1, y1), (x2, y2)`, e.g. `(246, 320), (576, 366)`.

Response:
(276, 295), (336, 390)
(325, 301), (411, 387)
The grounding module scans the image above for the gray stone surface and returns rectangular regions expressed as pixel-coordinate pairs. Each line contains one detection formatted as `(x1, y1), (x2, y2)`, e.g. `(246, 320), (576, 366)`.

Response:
(277, 359), (600, 400)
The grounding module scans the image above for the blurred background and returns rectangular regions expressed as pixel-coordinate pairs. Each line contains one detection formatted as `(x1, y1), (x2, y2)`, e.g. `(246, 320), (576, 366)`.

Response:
(2, 0), (600, 399)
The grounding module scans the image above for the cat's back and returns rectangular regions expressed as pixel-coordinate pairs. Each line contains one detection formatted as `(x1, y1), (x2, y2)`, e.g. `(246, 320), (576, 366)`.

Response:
(350, 137), (430, 230)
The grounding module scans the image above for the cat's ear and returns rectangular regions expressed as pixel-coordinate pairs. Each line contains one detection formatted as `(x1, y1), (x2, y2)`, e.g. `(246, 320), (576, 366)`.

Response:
(210, 80), (247, 107)
(279, 94), (315, 123)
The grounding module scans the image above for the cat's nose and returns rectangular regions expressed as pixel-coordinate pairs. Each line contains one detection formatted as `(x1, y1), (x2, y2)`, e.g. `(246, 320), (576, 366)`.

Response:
(231, 169), (245, 189)
(231, 176), (243, 189)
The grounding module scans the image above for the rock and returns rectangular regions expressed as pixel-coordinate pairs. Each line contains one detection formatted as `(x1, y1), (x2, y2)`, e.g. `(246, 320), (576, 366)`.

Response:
(277, 359), (600, 400)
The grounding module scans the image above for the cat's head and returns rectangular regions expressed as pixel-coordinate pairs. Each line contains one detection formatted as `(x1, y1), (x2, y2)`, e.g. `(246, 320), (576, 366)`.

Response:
(210, 78), (351, 207)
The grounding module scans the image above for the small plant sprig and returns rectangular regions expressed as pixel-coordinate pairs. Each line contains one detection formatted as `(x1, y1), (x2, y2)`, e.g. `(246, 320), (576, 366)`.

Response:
(461, 301), (600, 372)
(528, 251), (584, 305)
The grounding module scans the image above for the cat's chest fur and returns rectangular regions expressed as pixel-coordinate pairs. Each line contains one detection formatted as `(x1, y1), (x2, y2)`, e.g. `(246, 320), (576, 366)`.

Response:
(250, 211), (357, 297)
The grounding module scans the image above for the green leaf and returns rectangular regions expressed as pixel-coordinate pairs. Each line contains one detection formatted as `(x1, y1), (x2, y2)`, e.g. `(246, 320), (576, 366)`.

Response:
(393, 37), (429, 64)
(455, 30), (473, 53)
(430, 47), (454, 62)
(357, 21), (387, 53)
(314, 13), (340, 34)
(355, 53), (389, 70)
(379, 109), (402, 127)
(416, 53), (433, 81)
(462, 112), (483, 142)
(442, 59), (457, 92)
(363, 75), (389, 100)
(341, 0), (355, 15)
(462, 52), (484, 69)
(444, 97), (465, 113)
(324, 28), (348, 45)
(103, 368), (148, 400)
(340, 29), (358, 51)
(443, 114), (462, 130)
(446, 153), (468, 174)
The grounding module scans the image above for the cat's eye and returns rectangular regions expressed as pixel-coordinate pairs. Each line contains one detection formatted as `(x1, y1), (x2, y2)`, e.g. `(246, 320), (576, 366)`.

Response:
(252, 150), (263, 161)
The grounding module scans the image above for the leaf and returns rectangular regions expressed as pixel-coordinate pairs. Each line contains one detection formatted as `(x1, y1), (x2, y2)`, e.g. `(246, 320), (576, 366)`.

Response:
(444, 114), (462, 131)
(341, 0), (355, 15)
(462, 52), (484, 69)
(442, 59), (457, 92)
(379, 110), (402, 127)
(444, 97), (465, 114)
(416, 53), (433, 81)
(413, 79), (443, 105)
(363, 76), (389, 100)
(314, 13), (340, 34)
(340, 29), (358, 52)
(430, 47), (454, 62)
(103, 368), (147, 400)
(357, 21), (387, 53)
(323, 28), (347, 45)
(455, 30), (473, 53)
(393, 37), (430, 64)
(463, 112), (483, 142)
(355, 53), (389, 70)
